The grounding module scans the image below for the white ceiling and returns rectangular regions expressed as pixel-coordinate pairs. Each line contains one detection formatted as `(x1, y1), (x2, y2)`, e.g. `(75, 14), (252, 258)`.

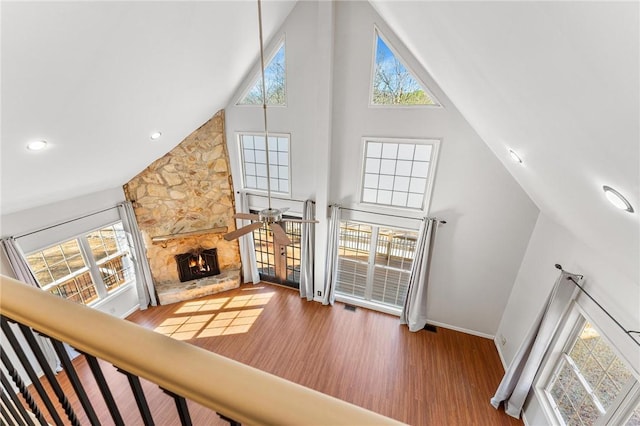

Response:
(2, 1), (638, 277)
(1, 0), (295, 213)
(370, 0), (639, 278)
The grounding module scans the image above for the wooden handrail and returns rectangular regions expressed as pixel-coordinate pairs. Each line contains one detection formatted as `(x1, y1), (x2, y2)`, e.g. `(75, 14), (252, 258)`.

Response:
(0, 275), (404, 425)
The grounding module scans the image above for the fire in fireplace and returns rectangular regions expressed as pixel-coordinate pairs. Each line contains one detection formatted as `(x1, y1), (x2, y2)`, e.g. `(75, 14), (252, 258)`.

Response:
(175, 248), (221, 283)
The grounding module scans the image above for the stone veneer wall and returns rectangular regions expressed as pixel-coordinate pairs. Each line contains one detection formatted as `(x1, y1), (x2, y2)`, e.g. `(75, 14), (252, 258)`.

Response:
(123, 110), (240, 287)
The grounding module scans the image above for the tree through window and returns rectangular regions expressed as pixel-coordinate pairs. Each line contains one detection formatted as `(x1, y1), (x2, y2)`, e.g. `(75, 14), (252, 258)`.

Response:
(371, 29), (439, 106)
(238, 40), (286, 106)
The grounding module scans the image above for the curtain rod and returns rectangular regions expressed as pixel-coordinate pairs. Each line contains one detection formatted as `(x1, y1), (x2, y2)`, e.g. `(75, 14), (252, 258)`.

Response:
(236, 191), (314, 204)
(13, 205), (121, 239)
(555, 264), (640, 347)
(331, 205), (446, 224)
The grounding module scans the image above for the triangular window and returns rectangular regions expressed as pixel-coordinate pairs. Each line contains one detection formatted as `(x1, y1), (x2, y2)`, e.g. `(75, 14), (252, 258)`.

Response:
(371, 29), (439, 106)
(238, 40), (286, 106)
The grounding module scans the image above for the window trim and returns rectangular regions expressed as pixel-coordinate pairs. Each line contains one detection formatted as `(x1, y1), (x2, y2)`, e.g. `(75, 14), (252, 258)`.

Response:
(358, 136), (440, 214)
(25, 220), (136, 307)
(368, 25), (441, 109)
(534, 303), (640, 426)
(237, 131), (292, 198)
(235, 36), (288, 107)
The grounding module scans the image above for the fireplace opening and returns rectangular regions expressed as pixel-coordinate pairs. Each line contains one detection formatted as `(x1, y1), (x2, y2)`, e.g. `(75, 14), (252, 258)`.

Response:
(175, 248), (221, 283)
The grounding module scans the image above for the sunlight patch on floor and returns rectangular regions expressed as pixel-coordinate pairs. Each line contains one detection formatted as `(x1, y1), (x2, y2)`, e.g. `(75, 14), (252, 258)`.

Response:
(152, 292), (274, 340)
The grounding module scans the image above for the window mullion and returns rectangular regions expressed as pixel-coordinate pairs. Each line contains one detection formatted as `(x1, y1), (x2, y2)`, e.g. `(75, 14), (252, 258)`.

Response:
(78, 237), (107, 299)
(364, 227), (378, 300)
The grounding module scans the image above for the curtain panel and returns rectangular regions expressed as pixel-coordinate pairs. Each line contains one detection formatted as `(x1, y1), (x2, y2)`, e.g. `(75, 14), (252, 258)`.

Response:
(237, 192), (260, 284)
(490, 270), (580, 418)
(118, 201), (157, 308)
(400, 217), (438, 332)
(1, 237), (61, 372)
(322, 205), (341, 305)
(299, 200), (315, 300)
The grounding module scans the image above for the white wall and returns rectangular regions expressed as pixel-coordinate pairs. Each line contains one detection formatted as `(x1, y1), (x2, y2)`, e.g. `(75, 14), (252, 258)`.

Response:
(225, 1), (539, 337)
(225, 0), (334, 297)
(330, 1), (539, 337)
(495, 213), (640, 424)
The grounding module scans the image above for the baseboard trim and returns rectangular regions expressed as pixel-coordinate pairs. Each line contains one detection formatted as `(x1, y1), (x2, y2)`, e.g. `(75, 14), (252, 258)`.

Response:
(426, 320), (495, 340)
(121, 304), (141, 319)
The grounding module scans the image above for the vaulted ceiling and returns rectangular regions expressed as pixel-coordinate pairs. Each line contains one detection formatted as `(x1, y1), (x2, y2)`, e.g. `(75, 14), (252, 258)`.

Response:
(2, 1), (638, 277)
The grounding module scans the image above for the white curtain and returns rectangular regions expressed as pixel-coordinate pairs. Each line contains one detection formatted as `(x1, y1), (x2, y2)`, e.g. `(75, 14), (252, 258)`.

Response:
(1, 237), (61, 372)
(491, 270), (580, 418)
(400, 218), (438, 332)
(322, 205), (341, 306)
(118, 201), (157, 308)
(299, 200), (315, 300)
(238, 192), (260, 284)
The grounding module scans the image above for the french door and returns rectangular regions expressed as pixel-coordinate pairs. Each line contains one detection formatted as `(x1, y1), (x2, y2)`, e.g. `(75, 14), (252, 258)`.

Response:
(335, 221), (417, 310)
(251, 211), (301, 289)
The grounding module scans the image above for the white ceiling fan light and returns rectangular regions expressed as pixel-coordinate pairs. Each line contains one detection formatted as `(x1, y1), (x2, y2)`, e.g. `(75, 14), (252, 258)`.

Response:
(602, 185), (634, 213)
(223, 0), (318, 247)
(26, 140), (48, 151)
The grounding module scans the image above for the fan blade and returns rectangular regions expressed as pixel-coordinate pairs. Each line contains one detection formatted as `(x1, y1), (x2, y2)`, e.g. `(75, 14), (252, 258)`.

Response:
(223, 222), (264, 241)
(279, 207), (289, 213)
(234, 212), (260, 221)
(282, 219), (319, 223)
(270, 223), (292, 246)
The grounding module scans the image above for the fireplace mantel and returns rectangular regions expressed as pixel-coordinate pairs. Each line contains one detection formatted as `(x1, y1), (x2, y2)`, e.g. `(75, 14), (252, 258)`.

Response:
(151, 226), (228, 248)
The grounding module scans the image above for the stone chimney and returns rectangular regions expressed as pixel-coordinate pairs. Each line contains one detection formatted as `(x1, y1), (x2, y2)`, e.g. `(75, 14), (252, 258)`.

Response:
(123, 110), (241, 300)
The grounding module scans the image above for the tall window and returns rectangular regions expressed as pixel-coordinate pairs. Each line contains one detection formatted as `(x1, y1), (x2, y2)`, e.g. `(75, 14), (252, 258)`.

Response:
(335, 221), (417, 311)
(238, 40), (286, 106)
(25, 222), (135, 306)
(361, 138), (439, 210)
(239, 133), (290, 194)
(539, 312), (640, 425)
(371, 28), (439, 106)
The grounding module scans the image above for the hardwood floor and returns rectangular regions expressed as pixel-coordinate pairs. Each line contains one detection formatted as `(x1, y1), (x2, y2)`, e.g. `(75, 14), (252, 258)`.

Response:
(24, 283), (523, 425)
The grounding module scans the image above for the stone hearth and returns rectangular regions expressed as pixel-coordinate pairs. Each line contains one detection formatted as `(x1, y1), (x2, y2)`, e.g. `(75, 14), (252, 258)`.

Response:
(155, 268), (241, 305)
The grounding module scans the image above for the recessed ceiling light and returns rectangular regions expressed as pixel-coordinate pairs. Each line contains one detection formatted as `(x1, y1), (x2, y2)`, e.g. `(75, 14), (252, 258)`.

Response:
(150, 132), (162, 140)
(603, 185), (634, 213)
(508, 149), (523, 164)
(26, 140), (48, 151)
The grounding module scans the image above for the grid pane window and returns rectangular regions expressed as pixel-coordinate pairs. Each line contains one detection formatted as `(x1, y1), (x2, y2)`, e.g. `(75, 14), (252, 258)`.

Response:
(362, 139), (436, 210)
(283, 221), (302, 283)
(25, 221), (135, 306)
(240, 134), (289, 194)
(26, 240), (98, 304)
(87, 223), (135, 293)
(545, 318), (638, 425)
(336, 221), (417, 310)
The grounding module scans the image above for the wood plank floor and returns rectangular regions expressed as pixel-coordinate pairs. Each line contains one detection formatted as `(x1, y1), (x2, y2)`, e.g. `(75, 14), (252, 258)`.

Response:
(24, 283), (523, 425)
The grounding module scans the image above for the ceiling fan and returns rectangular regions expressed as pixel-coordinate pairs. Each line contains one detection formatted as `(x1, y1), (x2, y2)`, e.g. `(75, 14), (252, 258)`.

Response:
(223, 0), (318, 247)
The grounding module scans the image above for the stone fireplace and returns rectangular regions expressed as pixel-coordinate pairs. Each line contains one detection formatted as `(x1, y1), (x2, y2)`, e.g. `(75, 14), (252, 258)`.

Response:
(123, 110), (242, 304)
